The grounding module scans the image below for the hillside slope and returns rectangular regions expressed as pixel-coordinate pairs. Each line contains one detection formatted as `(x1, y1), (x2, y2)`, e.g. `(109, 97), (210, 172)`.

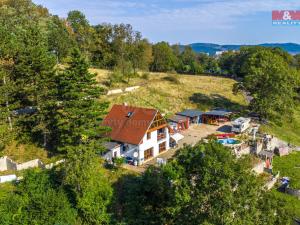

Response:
(93, 69), (247, 116)
(93, 69), (300, 146)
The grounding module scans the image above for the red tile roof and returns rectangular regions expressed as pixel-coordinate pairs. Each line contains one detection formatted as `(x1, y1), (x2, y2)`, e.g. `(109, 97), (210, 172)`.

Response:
(102, 105), (158, 145)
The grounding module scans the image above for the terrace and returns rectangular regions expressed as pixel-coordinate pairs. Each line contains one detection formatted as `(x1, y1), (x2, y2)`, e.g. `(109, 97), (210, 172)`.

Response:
(157, 125), (167, 140)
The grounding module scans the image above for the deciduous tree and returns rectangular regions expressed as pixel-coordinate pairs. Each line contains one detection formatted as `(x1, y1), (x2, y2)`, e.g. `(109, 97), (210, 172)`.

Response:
(120, 142), (292, 225)
(151, 42), (177, 72)
(242, 49), (299, 119)
(0, 169), (77, 225)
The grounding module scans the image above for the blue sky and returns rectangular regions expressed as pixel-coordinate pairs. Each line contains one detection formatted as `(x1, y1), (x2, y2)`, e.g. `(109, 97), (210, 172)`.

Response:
(33, 0), (300, 45)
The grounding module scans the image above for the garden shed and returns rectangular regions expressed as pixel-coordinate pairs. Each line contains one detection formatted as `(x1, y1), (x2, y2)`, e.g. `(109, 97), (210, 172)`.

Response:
(168, 115), (189, 132)
(176, 109), (203, 125)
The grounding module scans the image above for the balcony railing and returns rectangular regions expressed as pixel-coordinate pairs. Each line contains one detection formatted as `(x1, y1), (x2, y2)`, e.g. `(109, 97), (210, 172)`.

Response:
(157, 133), (166, 141)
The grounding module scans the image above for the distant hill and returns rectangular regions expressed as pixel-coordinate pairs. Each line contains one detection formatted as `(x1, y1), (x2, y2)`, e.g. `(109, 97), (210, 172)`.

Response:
(187, 43), (300, 55)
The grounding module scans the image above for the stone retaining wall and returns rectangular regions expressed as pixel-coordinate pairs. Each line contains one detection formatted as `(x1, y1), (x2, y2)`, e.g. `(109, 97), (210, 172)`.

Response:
(16, 159), (44, 171)
(0, 156), (64, 172)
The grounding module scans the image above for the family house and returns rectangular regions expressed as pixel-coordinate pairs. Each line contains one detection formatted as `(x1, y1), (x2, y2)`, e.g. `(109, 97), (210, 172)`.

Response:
(102, 104), (170, 165)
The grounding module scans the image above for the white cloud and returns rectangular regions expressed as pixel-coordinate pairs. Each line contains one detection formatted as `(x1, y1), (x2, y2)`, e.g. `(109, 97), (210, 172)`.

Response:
(100, 0), (300, 42)
(34, 0), (300, 43)
(36, 0), (300, 27)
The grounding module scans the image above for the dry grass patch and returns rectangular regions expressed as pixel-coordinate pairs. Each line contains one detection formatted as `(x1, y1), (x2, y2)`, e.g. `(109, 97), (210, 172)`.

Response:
(3, 142), (60, 164)
(97, 69), (247, 117)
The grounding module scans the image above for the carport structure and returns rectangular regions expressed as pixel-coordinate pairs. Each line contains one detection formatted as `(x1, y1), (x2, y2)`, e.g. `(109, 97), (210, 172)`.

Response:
(202, 110), (232, 125)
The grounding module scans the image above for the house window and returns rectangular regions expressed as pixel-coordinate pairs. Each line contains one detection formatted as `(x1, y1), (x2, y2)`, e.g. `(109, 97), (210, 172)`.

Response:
(147, 132), (151, 140)
(122, 145), (127, 153)
(159, 142), (166, 153)
(144, 147), (153, 160)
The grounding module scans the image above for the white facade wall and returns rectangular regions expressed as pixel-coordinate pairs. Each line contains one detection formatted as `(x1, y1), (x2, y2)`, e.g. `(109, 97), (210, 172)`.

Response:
(139, 129), (158, 163)
(105, 127), (171, 165)
(138, 127), (170, 164)
(112, 146), (121, 158)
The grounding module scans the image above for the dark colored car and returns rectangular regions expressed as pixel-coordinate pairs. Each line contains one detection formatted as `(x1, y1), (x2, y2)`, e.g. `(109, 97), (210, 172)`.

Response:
(125, 156), (134, 165)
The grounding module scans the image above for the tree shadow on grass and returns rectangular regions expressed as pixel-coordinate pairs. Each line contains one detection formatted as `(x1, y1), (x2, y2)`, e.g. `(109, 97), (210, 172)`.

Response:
(108, 172), (140, 224)
(189, 93), (245, 112)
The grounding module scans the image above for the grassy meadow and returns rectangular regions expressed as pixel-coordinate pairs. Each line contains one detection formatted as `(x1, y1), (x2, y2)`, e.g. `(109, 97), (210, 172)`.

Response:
(93, 68), (300, 145)
(92, 69), (247, 117)
(271, 190), (300, 219)
(273, 151), (300, 189)
(261, 106), (300, 146)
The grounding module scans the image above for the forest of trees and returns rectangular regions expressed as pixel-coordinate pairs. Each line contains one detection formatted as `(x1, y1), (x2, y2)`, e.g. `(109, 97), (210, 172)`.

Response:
(0, 0), (299, 224)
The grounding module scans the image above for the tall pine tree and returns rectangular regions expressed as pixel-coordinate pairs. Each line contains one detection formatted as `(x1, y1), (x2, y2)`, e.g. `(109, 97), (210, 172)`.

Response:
(55, 49), (112, 224)
(11, 24), (57, 147)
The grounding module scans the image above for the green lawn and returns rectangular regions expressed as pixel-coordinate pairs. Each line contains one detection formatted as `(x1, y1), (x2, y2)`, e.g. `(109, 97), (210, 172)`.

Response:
(0, 183), (15, 201)
(262, 106), (300, 146)
(273, 151), (300, 189)
(271, 190), (300, 219)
